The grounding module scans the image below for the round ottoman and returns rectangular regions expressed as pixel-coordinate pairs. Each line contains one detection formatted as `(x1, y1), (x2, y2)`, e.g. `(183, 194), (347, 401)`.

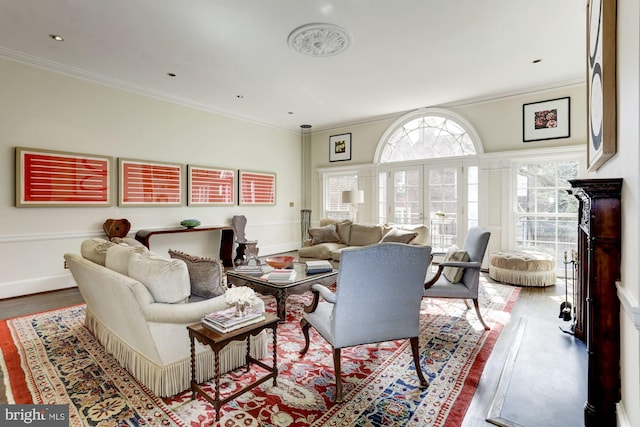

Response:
(489, 250), (556, 287)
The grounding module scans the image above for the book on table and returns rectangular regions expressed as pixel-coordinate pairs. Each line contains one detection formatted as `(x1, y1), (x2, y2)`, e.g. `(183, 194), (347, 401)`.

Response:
(267, 269), (297, 283)
(305, 260), (333, 274)
(234, 265), (264, 276)
(202, 306), (265, 333)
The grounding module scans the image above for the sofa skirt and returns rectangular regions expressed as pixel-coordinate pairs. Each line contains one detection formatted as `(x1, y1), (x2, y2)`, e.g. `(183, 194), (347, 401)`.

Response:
(85, 308), (268, 397)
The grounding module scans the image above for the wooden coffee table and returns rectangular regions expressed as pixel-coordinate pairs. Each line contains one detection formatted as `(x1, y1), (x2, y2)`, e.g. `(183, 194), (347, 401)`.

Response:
(187, 313), (279, 421)
(226, 262), (338, 320)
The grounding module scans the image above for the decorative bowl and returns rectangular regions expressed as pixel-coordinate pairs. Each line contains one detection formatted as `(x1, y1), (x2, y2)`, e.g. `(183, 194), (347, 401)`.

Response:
(180, 219), (201, 229)
(265, 255), (295, 269)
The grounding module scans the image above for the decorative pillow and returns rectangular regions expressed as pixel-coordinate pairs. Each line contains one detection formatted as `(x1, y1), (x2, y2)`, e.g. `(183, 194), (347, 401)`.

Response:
(308, 223), (342, 245)
(379, 228), (418, 244)
(128, 253), (191, 304)
(105, 243), (148, 275)
(349, 224), (383, 246)
(110, 237), (147, 248)
(168, 249), (226, 298)
(383, 223), (429, 245)
(442, 244), (470, 283)
(81, 238), (115, 266)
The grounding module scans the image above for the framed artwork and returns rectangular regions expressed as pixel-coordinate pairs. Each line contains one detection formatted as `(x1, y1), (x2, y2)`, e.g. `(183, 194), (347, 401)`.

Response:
(587, 0), (617, 171)
(15, 147), (113, 207)
(239, 170), (276, 205)
(329, 133), (352, 162)
(118, 158), (183, 206)
(522, 97), (571, 142)
(188, 165), (235, 206)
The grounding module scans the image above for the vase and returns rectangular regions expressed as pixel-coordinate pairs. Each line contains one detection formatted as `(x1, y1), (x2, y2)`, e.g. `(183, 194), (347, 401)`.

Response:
(235, 302), (248, 318)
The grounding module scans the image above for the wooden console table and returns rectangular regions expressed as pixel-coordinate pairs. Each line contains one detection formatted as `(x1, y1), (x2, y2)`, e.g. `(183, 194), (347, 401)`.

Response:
(135, 225), (235, 267)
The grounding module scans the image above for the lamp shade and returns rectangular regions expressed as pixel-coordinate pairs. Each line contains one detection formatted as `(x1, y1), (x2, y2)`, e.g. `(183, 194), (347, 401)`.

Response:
(342, 190), (364, 204)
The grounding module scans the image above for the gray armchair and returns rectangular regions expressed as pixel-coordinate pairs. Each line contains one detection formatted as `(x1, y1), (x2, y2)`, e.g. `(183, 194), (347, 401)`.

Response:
(299, 242), (432, 402)
(423, 226), (491, 330)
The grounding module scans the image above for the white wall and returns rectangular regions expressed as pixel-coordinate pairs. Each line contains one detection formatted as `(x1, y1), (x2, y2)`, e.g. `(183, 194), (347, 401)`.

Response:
(307, 84), (587, 232)
(594, 1), (640, 425)
(0, 59), (302, 298)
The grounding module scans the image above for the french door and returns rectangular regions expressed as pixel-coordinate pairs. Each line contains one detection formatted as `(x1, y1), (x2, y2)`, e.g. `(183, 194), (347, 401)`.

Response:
(381, 163), (474, 252)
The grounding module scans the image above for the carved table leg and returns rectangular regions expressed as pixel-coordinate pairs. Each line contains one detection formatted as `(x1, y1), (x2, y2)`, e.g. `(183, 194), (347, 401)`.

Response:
(276, 289), (287, 321)
(214, 350), (221, 421)
(190, 335), (196, 400)
(272, 325), (278, 386)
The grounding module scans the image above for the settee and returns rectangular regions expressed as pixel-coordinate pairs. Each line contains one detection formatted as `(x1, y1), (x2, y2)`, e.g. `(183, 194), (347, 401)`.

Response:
(298, 219), (429, 261)
(64, 238), (268, 397)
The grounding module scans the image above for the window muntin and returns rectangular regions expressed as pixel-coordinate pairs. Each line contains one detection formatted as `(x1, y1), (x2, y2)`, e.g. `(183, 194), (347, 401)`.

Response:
(380, 116), (477, 163)
(325, 174), (358, 221)
(514, 160), (579, 272)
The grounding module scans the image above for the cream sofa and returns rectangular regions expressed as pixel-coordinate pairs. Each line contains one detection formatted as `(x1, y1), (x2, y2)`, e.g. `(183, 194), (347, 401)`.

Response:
(64, 238), (268, 397)
(298, 219), (429, 261)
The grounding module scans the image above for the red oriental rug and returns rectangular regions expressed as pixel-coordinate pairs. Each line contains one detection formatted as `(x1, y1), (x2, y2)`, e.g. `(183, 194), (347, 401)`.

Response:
(0, 279), (518, 426)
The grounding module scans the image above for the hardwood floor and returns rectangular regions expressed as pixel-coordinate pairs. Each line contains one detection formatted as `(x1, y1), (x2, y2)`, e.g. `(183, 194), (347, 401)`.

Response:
(0, 272), (586, 426)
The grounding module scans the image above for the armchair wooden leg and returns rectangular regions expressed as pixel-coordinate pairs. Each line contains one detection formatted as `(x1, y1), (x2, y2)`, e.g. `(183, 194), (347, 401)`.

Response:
(410, 337), (429, 388)
(473, 299), (490, 330)
(299, 319), (311, 355)
(464, 299), (472, 310)
(333, 348), (343, 403)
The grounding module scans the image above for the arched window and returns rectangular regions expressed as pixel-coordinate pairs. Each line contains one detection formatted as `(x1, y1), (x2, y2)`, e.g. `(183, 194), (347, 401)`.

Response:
(375, 108), (482, 163)
(375, 108), (483, 250)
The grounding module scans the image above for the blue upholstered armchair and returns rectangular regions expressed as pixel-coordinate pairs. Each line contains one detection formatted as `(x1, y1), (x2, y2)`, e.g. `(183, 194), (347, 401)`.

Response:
(299, 242), (432, 403)
(423, 226), (491, 330)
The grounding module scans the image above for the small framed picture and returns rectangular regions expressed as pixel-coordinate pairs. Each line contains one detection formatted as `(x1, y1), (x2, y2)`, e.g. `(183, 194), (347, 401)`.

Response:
(329, 133), (352, 162)
(522, 97), (570, 142)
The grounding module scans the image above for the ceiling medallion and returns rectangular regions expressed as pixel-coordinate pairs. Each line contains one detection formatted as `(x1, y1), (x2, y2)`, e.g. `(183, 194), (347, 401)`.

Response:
(288, 23), (351, 57)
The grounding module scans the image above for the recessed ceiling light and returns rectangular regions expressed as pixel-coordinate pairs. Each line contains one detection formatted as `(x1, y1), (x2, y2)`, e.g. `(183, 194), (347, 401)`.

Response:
(532, 59), (542, 64)
(236, 95), (244, 99)
(288, 23), (351, 57)
(166, 72), (176, 77)
(49, 34), (64, 42)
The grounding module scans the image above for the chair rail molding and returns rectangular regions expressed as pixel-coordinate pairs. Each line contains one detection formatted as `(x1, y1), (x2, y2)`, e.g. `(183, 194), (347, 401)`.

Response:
(617, 281), (640, 331)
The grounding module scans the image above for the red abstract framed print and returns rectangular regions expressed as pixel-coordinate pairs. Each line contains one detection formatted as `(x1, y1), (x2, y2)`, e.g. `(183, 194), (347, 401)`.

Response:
(16, 147), (113, 207)
(119, 158), (184, 206)
(188, 165), (236, 206)
(239, 170), (276, 205)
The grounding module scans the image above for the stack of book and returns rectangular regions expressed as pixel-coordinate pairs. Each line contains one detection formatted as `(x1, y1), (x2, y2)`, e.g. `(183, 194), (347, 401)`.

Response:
(267, 269), (297, 283)
(234, 265), (264, 276)
(202, 306), (265, 333)
(305, 260), (333, 274)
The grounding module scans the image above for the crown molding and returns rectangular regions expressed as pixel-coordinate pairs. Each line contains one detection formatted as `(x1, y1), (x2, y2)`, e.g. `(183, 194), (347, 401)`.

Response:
(0, 47), (298, 134)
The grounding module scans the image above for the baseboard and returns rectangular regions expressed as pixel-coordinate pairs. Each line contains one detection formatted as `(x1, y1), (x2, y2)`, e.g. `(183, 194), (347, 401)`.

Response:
(0, 273), (76, 299)
(617, 401), (632, 427)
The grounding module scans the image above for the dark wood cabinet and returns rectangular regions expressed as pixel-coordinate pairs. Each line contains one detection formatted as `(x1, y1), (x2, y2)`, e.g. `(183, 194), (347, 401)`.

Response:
(568, 178), (622, 427)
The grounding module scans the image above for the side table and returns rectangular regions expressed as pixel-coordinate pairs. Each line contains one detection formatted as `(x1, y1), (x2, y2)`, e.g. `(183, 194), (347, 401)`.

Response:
(187, 313), (279, 421)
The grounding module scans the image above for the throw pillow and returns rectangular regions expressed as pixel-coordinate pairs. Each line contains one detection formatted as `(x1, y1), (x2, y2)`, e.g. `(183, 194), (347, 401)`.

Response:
(128, 253), (191, 304)
(349, 223), (383, 246)
(105, 243), (148, 275)
(442, 244), (470, 283)
(168, 249), (226, 298)
(81, 238), (115, 266)
(383, 223), (429, 245)
(379, 228), (418, 244)
(308, 223), (342, 245)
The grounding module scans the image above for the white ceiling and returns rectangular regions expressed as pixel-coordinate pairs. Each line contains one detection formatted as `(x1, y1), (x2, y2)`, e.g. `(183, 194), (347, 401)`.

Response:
(0, 0), (587, 132)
